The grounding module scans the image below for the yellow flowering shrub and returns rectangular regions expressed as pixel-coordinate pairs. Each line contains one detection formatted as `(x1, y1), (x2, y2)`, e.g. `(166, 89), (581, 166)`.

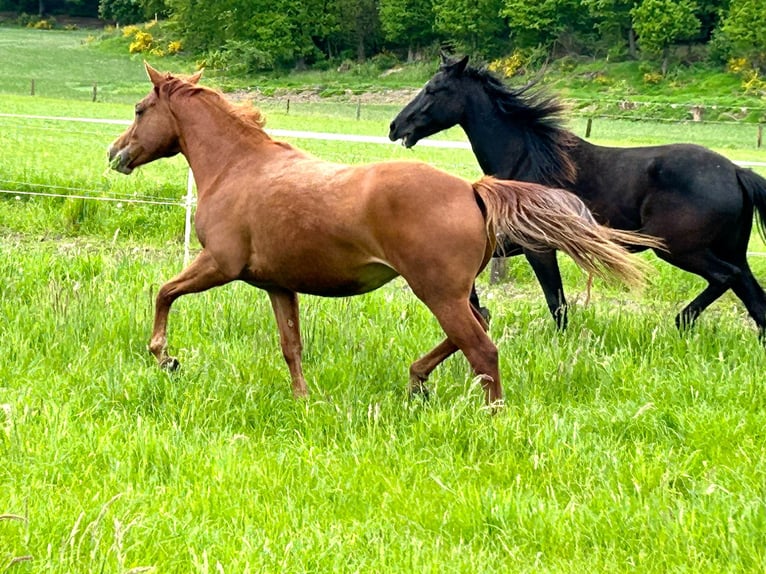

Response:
(31, 19), (53, 29)
(129, 31), (153, 54)
(643, 72), (663, 85)
(741, 69), (766, 95)
(727, 57), (748, 74)
(122, 25), (139, 38)
(488, 52), (525, 78)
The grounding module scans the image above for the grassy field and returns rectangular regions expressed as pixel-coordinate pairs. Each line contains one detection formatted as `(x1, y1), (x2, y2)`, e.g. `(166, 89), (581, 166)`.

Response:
(2, 28), (766, 573)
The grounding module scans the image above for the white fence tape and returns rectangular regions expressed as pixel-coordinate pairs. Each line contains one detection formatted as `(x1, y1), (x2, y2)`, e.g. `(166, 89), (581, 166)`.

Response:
(2, 112), (766, 261)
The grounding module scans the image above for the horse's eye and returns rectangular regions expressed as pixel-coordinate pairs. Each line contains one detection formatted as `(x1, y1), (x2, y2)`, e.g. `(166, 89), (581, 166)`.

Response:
(135, 106), (143, 117)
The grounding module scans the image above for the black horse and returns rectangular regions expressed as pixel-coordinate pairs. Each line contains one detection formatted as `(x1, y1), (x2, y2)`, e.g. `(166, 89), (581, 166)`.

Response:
(389, 54), (766, 340)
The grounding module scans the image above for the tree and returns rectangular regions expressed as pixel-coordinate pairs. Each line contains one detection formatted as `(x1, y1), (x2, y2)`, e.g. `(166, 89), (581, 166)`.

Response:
(721, 0), (766, 71)
(583, 0), (638, 58)
(379, 0), (435, 60)
(631, 0), (700, 73)
(500, 0), (594, 54)
(433, 0), (506, 57)
(99, 0), (144, 24)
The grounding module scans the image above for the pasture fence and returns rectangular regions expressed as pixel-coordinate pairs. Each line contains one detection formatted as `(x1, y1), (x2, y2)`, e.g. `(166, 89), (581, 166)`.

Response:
(8, 76), (766, 146)
(2, 112), (766, 265)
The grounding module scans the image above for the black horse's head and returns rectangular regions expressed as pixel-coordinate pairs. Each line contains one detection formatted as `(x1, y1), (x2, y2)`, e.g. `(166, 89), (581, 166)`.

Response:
(388, 53), (470, 148)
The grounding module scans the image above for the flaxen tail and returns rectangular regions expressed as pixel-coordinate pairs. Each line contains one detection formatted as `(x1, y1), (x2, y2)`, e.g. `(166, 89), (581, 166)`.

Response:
(472, 176), (664, 287)
(736, 167), (766, 243)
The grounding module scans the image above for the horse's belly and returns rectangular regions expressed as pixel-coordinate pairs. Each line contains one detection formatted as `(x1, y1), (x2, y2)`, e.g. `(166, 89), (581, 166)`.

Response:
(246, 260), (400, 297)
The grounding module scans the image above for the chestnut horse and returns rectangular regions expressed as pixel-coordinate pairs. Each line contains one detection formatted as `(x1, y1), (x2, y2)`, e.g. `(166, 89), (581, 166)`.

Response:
(108, 63), (659, 405)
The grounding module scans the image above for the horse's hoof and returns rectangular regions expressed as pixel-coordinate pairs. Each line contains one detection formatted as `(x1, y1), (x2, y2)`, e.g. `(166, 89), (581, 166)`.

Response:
(409, 384), (430, 401)
(160, 357), (180, 371)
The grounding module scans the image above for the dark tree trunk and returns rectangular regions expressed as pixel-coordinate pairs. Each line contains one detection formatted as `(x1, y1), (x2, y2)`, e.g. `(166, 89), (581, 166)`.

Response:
(357, 36), (365, 62)
(628, 28), (637, 59)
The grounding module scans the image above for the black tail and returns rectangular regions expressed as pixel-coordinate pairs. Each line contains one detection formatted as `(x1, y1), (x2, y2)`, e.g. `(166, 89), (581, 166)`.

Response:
(737, 167), (766, 243)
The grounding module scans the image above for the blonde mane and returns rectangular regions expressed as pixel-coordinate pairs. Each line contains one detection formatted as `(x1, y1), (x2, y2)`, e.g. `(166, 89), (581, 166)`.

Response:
(167, 76), (268, 132)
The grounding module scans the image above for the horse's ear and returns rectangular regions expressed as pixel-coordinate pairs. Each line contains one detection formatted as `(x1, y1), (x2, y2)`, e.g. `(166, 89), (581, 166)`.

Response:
(144, 61), (165, 87)
(188, 68), (204, 84)
(441, 54), (469, 75)
(452, 55), (469, 74)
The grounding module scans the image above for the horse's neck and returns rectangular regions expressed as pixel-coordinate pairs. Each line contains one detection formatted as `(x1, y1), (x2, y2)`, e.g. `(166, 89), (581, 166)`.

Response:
(461, 95), (578, 188)
(461, 101), (530, 180)
(175, 99), (260, 191)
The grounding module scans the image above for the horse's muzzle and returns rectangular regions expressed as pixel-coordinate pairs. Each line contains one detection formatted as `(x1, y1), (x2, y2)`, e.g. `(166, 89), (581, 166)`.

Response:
(389, 120), (417, 149)
(107, 145), (134, 175)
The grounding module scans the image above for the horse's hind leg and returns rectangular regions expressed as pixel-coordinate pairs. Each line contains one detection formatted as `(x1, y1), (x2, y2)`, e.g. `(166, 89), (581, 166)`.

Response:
(266, 288), (308, 397)
(150, 249), (230, 369)
(414, 299), (501, 405)
(656, 249), (741, 330)
(676, 283), (729, 329)
(469, 283), (491, 323)
(409, 306), (489, 398)
(729, 262), (766, 342)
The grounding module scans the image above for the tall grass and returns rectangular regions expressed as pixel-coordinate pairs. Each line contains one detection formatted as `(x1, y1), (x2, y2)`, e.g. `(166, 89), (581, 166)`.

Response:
(3, 29), (766, 573)
(2, 236), (766, 572)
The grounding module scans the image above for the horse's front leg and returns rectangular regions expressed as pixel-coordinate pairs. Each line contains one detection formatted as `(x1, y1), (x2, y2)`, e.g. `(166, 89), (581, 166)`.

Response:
(267, 288), (308, 398)
(149, 249), (230, 369)
(524, 248), (567, 330)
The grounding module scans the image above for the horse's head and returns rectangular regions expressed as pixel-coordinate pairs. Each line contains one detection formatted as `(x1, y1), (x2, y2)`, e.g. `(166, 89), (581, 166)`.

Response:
(108, 62), (203, 174)
(388, 53), (470, 148)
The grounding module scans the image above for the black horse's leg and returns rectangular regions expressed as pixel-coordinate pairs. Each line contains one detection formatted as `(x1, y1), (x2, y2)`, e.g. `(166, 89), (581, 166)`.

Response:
(657, 249), (741, 331)
(675, 283), (728, 330)
(729, 262), (766, 342)
(524, 248), (567, 330)
(469, 283), (491, 323)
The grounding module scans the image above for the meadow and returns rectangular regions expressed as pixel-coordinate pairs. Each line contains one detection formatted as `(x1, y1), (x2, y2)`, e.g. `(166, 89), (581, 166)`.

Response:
(2, 28), (766, 573)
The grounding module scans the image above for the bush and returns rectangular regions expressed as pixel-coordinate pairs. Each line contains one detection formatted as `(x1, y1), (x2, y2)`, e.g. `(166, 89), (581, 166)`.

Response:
(370, 52), (399, 71)
(129, 30), (153, 54)
(31, 19), (54, 30)
(488, 51), (526, 78)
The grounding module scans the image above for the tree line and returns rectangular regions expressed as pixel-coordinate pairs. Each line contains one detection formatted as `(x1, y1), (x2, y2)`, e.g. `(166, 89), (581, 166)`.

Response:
(3, 0), (765, 73)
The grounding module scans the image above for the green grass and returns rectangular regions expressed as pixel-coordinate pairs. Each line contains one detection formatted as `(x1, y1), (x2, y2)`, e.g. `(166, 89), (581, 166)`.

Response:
(2, 237), (766, 572)
(3, 28), (766, 573)
(0, 27), (203, 104)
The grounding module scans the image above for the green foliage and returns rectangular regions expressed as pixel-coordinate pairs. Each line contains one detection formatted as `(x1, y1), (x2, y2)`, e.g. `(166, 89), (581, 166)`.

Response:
(433, 0), (507, 57)
(721, 0), (766, 72)
(631, 0), (700, 60)
(379, 0), (435, 54)
(500, 0), (596, 54)
(98, 0), (144, 24)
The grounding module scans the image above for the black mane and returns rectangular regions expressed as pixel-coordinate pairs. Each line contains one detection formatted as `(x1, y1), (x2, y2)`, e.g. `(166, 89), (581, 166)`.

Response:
(462, 65), (577, 188)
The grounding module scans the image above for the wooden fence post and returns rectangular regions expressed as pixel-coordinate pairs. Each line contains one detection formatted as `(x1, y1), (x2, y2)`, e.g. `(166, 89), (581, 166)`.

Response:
(30, 79), (35, 96)
(92, 83), (97, 102)
(585, 117), (592, 138)
(286, 98), (290, 114)
(758, 124), (763, 149)
(356, 99), (361, 120)
(489, 258), (507, 284)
